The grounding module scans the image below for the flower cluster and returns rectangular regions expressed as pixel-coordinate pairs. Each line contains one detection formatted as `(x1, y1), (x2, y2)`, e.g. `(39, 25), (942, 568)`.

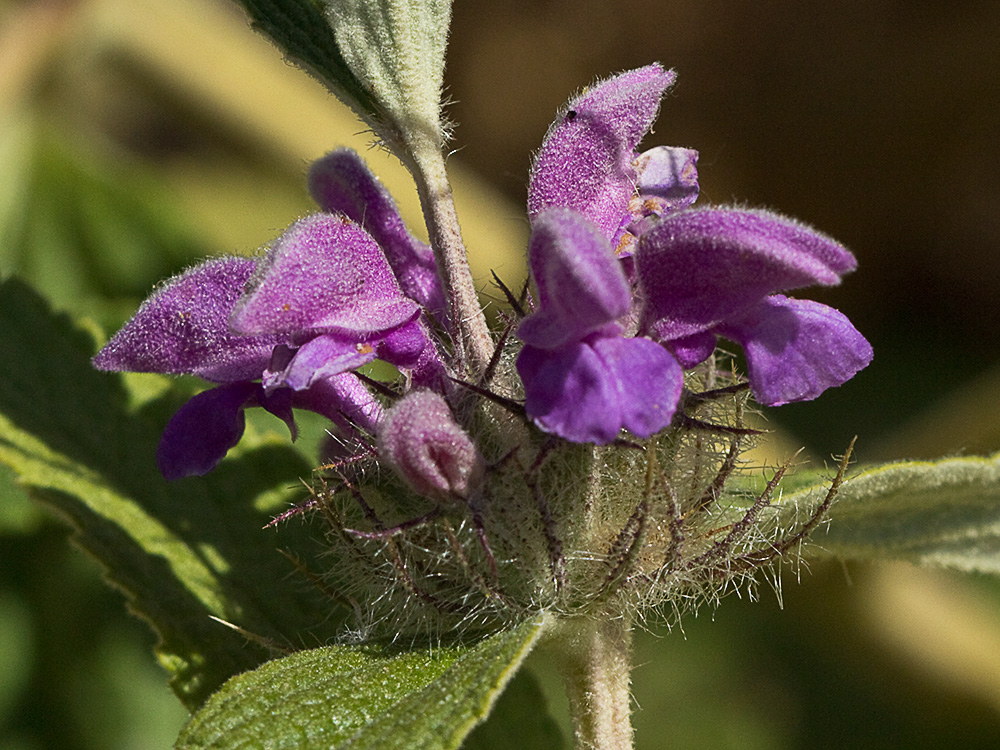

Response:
(519, 64), (871, 442)
(94, 150), (448, 479)
(94, 64), (871, 631)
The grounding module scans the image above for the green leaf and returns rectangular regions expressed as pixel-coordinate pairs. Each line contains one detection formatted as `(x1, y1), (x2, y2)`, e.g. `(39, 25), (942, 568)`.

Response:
(232, 0), (388, 127)
(786, 452), (1000, 573)
(176, 614), (550, 750)
(0, 279), (347, 708)
(325, 0), (453, 147)
(463, 667), (567, 750)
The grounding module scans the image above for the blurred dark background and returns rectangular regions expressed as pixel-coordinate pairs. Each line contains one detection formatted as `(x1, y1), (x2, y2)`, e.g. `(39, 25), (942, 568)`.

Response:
(2, 0), (999, 747)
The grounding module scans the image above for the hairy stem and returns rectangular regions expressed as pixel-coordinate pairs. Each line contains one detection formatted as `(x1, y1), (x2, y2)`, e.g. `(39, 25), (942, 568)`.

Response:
(407, 137), (494, 378)
(551, 615), (634, 750)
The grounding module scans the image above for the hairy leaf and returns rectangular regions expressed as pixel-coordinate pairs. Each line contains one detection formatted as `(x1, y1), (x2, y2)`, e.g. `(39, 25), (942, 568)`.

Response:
(176, 614), (550, 749)
(232, 0), (388, 127)
(325, 0), (452, 145)
(788, 453), (1000, 572)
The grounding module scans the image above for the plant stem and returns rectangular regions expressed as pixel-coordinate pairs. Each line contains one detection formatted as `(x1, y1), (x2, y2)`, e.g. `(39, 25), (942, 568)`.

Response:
(407, 138), (495, 378)
(551, 615), (634, 750)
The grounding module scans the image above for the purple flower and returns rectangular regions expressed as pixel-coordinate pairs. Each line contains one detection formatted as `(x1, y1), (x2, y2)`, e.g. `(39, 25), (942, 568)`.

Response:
(515, 208), (683, 444)
(635, 207), (873, 405)
(515, 64), (701, 443)
(524, 63), (871, 421)
(528, 64), (698, 257)
(94, 210), (444, 479)
(94, 64), (873, 480)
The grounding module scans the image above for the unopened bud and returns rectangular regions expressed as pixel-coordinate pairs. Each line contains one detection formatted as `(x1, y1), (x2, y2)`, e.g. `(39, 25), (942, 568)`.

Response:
(377, 390), (485, 501)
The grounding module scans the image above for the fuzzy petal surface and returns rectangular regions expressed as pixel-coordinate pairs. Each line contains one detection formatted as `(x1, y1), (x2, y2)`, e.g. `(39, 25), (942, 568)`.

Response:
(517, 341), (622, 444)
(717, 295), (873, 405)
(637, 206), (858, 340)
(517, 335), (682, 444)
(156, 381), (260, 480)
(666, 331), (718, 369)
(93, 257), (280, 383)
(528, 65), (676, 240)
(517, 208), (631, 349)
(590, 336), (683, 438)
(231, 213), (420, 338)
(293, 373), (384, 435)
(308, 150), (445, 317)
(378, 320), (448, 389)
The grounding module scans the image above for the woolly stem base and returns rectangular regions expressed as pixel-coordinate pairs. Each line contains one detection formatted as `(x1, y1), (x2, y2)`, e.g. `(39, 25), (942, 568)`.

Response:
(550, 614), (634, 750)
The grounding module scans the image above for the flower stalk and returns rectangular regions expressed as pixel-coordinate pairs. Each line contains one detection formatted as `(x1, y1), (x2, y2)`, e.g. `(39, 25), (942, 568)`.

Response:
(550, 615), (635, 750)
(407, 137), (495, 377)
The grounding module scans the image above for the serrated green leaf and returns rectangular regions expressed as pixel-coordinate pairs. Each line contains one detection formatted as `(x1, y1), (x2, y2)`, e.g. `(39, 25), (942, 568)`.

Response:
(176, 614), (550, 750)
(232, 0), (388, 127)
(785, 452), (1000, 572)
(0, 279), (347, 708)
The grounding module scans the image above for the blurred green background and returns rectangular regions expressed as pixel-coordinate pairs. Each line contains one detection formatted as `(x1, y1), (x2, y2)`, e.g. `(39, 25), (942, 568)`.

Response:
(2, 0), (1000, 747)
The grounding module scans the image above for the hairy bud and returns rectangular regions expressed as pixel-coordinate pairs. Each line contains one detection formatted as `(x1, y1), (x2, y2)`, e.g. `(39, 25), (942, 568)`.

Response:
(377, 390), (485, 501)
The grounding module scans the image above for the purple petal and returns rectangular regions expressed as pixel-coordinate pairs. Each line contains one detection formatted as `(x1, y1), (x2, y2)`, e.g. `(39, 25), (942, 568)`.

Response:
(516, 334), (682, 444)
(258, 388), (297, 440)
(632, 146), (700, 215)
(590, 336), (683, 438)
(378, 320), (431, 368)
(637, 206), (858, 340)
(308, 150), (446, 318)
(716, 295), (873, 405)
(93, 257), (280, 382)
(231, 213), (420, 338)
(517, 208), (631, 349)
(517, 341), (622, 444)
(157, 381), (260, 480)
(292, 373), (384, 435)
(614, 147), (700, 257)
(666, 331), (717, 369)
(528, 65), (677, 240)
(267, 334), (377, 392)
(377, 320), (449, 389)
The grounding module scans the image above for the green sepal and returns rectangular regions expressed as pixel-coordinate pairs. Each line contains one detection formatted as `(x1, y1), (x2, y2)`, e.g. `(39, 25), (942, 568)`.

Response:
(175, 614), (550, 749)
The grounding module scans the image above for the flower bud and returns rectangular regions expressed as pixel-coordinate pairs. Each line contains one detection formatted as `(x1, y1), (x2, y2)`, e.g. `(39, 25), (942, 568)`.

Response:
(377, 390), (485, 501)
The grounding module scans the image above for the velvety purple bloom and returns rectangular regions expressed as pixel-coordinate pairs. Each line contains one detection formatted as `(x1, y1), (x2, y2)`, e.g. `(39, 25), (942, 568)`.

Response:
(94, 211), (443, 479)
(528, 64), (699, 257)
(231, 213), (445, 391)
(636, 207), (873, 405)
(528, 63), (871, 412)
(94, 257), (279, 381)
(308, 149), (446, 319)
(516, 208), (683, 444)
